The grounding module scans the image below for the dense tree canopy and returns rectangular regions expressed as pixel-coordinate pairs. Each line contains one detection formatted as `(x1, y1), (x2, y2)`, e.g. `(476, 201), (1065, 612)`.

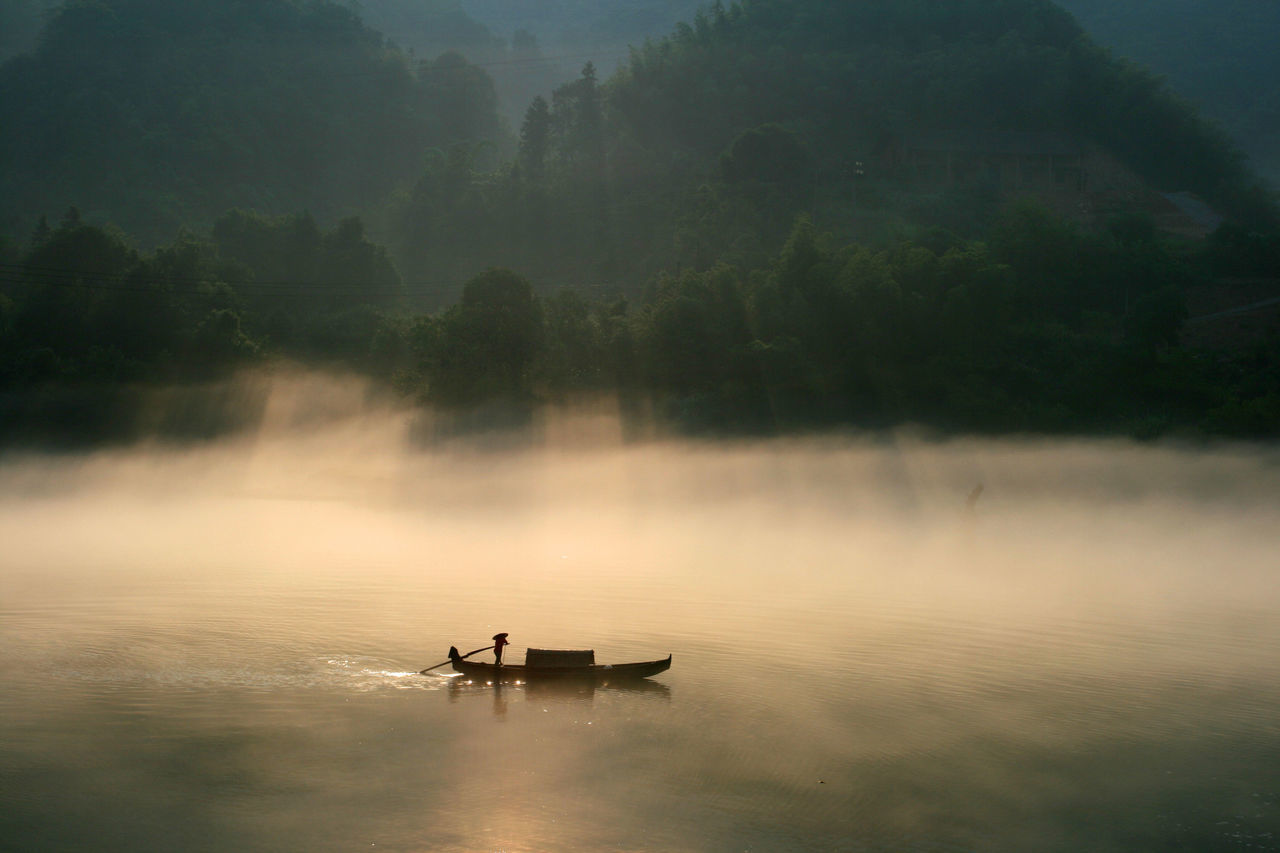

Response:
(1056, 0), (1280, 188)
(3, 202), (1278, 446)
(382, 0), (1277, 298)
(0, 0), (505, 244)
(608, 0), (1268, 218)
(1, 0), (1278, 447)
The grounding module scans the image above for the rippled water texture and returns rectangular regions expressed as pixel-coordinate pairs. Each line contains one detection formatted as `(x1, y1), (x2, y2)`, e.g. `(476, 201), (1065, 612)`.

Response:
(3, 386), (1279, 851)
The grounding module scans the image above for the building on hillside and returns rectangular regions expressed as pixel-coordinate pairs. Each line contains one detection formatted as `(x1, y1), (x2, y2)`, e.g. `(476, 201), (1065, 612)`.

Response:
(1156, 191), (1226, 238)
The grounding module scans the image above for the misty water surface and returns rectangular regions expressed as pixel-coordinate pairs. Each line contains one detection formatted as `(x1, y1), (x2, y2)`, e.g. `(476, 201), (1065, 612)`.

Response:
(3, 378), (1279, 851)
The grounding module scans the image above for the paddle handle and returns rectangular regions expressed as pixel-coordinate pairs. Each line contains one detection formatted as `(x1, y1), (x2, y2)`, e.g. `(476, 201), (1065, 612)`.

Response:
(419, 645), (494, 674)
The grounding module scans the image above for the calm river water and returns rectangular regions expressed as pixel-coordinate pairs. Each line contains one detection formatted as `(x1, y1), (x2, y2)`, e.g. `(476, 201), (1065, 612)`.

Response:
(3, 410), (1280, 851)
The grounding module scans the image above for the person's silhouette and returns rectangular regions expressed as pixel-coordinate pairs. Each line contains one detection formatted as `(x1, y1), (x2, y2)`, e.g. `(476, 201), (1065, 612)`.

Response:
(492, 632), (509, 666)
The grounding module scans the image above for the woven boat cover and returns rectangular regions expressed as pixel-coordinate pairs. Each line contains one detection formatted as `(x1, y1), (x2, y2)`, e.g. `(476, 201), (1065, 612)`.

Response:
(525, 648), (595, 668)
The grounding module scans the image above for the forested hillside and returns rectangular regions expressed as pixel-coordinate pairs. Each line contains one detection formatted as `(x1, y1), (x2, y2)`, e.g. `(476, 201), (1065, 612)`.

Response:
(4, 205), (1278, 446)
(459, 0), (702, 46)
(0, 0), (55, 61)
(608, 0), (1273, 229)
(386, 0), (1276, 296)
(1055, 0), (1280, 187)
(356, 0), (701, 131)
(360, 0), (501, 58)
(2, 0), (1278, 445)
(0, 0), (505, 245)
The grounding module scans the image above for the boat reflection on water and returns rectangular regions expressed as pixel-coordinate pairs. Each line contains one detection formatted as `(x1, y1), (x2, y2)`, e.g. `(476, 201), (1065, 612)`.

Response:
(444, 673), (672, 706)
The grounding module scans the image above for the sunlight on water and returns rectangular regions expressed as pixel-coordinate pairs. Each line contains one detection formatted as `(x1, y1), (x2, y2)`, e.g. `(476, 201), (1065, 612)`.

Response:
(323, 657), (446, 691)
(2, 374), (1279, 851)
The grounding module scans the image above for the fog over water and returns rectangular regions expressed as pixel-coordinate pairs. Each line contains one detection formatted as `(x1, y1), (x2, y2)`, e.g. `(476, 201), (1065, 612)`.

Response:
(3, 372), (1279, 851)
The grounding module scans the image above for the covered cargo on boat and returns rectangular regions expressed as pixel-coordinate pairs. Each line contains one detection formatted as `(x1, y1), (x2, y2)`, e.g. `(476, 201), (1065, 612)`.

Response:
(525, 648), (595, 668)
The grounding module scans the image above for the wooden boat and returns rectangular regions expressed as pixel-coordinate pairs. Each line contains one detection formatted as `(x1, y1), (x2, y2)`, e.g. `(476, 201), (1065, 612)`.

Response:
(446, 645), (671, 682)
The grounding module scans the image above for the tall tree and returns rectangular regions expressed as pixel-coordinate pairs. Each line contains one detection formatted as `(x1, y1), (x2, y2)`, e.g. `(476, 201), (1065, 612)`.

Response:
(518, 95), (551, 180)
(429, 268), (543, 402)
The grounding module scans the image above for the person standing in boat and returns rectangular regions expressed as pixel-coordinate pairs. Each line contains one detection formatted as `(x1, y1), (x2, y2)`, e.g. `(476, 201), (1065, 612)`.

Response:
(492, 632), (509, 666)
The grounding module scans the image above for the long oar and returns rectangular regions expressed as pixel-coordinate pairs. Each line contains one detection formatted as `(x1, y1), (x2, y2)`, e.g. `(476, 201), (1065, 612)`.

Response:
(420, 645), (494, 675)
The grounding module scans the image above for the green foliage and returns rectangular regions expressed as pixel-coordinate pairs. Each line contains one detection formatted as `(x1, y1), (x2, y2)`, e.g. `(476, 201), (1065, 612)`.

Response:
(719, 123), (815, 228)
(550, 62), (605, 180)
(1205, 225), (1280, 278)
(190, 308), (258, 369)
(0, 0), (51, 61)
(2, 205), (401, 393)
(0, 0), (505, 243)
(518, 96), (551, 180)
(212, 209), (401, 321)
(535, 288), (610, 395)
(416, 50), (503, 150)
(2, 195), (1278, 442)
(1056, 0), (1280, 187)
(381, 0), (1275, 297)
(610, 0), (1272, 224)
(5, 0), (1280, 445)
(3, 212), (208, 386)
(359, 0), (500, 59)
(423, 268), (543, 403)
(1124, 287), (1188, 352)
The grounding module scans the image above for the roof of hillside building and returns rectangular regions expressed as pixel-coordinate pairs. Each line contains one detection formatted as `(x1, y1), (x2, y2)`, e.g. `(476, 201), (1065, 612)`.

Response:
(1159, 191), (1225, 231)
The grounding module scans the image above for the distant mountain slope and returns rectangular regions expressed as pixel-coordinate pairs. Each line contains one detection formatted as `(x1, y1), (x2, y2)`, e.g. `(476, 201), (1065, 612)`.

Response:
(358, 0), (702, 123)
(383, 0), (1276, 299)
(0, 0), (504, 243)
(354, 0), (587, 124)
(460, 0), (702, 46)
(0, 0), (55, 62)
(607, 0), (1272, 223)
(1054, 0), (1280, 187)
(355, 0), (502, 58)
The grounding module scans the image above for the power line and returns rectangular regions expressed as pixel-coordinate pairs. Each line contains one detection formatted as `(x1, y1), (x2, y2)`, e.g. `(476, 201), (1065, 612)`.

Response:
(4, 261), (378, 290)
(273, 48), (633, 85)
(0, 264), (446, 298)
(0, 260), (629, 301)
(412, 49), (632, 74)
(1, 179), (698, 299)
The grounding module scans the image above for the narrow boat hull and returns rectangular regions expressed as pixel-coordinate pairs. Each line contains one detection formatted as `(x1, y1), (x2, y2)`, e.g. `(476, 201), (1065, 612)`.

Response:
(449, 654), (671, 682)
